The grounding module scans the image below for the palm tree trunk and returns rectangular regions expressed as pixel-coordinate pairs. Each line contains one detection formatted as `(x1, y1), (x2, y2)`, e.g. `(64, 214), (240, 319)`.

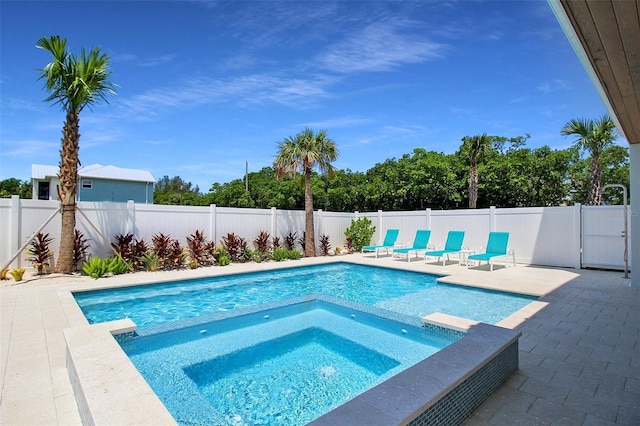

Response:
(589, 155), (603, 205)
(303, 172), (316, 257)
(55, 111), (80, 273)
(468, 163), (478, 209)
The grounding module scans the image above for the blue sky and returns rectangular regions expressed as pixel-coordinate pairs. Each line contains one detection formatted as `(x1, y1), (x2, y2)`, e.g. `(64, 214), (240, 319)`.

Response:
(1, 0), (622, 192)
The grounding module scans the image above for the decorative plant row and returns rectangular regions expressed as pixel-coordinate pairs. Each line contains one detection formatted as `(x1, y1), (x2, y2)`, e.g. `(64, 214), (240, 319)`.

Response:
(5, 221), (377, 281)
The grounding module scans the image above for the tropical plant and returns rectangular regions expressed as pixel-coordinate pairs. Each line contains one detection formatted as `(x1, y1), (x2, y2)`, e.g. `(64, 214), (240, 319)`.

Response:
(37, 35), (116, 273)
(131, 238), (149, 271)
(283, 231), (298, 251)
(72, 229), (90, 272)
(253, 231), (271, 255)
(166, 240), (186, 270)
(272, 247), (294, 262)
(213, 247), (231, 266)
(460, 133), (494, 208)
(10, 268), (26, 281)
(186, 230), (213, 267)
(152, 233), (172, 269)
(297, 232), (306, 254)
(272, 236), (281, 249)
(344, 218), (375, 252)
(274, 128), (339, 257)
(82, 256), (110, 279)
(140, 252), (160, 272)
(344, 237), (354, 253)
(561, 115), (618, 205)
(107, 254), (131, 275)
(111, 233), (135, 264)
(319, 234), (331, 256)
(26, 232), (54, 275)
(0, 267), (9, 280)
(221, 232), (247, 262)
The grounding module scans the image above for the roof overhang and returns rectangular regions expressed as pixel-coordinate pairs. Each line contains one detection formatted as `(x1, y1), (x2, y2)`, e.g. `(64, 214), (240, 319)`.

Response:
(548, 0), (640, 144)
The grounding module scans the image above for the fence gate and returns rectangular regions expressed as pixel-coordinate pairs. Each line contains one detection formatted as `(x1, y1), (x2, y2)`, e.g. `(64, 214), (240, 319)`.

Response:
(581, 205), (630, 270)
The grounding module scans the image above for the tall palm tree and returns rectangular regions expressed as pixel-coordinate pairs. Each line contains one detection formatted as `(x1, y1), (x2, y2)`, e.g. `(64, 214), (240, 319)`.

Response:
(37, 35), (116, 273)
(561, 115), (617, 205)
(461, 133), (493, 208)
(274, 128), (339, 257)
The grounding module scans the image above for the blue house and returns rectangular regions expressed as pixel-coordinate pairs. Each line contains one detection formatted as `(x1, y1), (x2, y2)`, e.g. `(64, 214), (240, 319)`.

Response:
(32, 164), (155, 204)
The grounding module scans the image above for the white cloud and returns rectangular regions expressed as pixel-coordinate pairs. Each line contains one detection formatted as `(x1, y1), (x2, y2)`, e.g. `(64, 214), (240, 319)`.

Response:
(318, 20), (447, 73)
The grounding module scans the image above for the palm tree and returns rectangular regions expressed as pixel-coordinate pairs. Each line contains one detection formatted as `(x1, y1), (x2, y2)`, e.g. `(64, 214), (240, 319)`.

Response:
(561, 115), (617, 205)
(274, 128), (339, 257)
(37, 35), (116, 273)
(461, 133), (493, 208)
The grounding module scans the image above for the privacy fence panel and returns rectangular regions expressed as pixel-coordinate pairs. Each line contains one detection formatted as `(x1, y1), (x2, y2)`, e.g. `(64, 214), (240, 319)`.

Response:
(0, 197), (623, 272)
(430, 208), (492, 251)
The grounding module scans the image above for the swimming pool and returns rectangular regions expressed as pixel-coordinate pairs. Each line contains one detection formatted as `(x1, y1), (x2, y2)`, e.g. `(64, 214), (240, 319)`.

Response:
(118, 297), (460, 426)
(74, 262), (536, 327)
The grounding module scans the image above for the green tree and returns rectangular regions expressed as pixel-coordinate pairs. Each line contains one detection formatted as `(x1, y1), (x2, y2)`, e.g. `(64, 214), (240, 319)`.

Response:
(154, 175), (206, 205)
(0, 178), (32, 198)
(561, 115), (618, 205)
(459, 133), (495, 208)
(38, 35), (116, 273)
(274, 128), (339, 257)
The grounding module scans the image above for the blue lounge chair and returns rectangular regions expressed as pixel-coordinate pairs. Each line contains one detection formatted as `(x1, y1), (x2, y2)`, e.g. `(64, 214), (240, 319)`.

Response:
(424, 231), (465, 266)
(393, 230), (432, 262)
(362, 229), (399, 258)
(467, 231), (515, 271)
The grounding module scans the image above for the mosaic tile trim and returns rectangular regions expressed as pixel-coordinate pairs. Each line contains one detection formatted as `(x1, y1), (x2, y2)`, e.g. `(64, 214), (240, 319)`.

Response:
(422, 323), (466, 340)
(407, 340), (519, 426)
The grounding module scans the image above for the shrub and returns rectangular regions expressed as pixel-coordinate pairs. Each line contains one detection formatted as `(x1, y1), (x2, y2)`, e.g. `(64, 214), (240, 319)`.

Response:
(272, 247), (289, 262)
(82, 257), (110, 279)
(140, 252), (160, 272)
(222, 233), (248, 263)
(345, 237), (354, 253)
(283, 231), (297, 250)
(131, 238), (149, 271)
(287, 249), (301, 260)
(319, 234), (331, 256)
(26, 232), (54, 275)
(187, 230), (213, 267)
(0, 267), (9, 280)
(297, 232), (306, 253)
(10, 268), (26, 281)
(111, 233), (134, 264)
(108, 254), (131, 275)
(344, 218), (375, 252)
(253, 231), (271, 254)
(73, 229), (90, 272)
(273, 247), (301, 261)
(167, 240), (186, 270)
(213, 247), (231, 266)
(272, 236), (281, 249)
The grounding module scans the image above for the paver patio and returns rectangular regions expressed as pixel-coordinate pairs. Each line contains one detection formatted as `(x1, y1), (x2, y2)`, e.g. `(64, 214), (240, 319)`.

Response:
(1, 254), (637, 425)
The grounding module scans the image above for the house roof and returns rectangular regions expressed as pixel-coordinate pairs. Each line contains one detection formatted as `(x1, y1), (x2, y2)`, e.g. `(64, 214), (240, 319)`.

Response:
(31, 164), (156, 183)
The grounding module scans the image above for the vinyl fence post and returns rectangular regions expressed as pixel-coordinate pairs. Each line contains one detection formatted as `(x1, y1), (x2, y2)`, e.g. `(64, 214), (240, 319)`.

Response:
(10, 195), (21, 267)
(489, 206), (496, 231)
(573, 203), (582, 269)
(426, 208), (431, 229)
(126, 200), (135, 236)
(210, 204), (217, 244)
(271, 207), (277, 240)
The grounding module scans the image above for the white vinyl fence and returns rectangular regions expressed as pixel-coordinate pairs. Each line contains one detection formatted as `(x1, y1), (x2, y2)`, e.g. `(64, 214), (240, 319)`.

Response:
(0, 196), (629, 271)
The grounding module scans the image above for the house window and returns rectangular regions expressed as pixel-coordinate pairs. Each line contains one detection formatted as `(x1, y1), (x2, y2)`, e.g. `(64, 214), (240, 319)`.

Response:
(38, 181), (50, 200)
(82, 180), (93, 189)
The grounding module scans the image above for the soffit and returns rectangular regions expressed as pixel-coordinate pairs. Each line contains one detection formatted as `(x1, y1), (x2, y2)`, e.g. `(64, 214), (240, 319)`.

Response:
(555, 0), (640, 144)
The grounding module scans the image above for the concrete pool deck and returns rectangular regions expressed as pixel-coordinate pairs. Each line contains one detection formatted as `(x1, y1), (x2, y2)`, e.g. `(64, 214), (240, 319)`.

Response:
(1, 254), (638, 425)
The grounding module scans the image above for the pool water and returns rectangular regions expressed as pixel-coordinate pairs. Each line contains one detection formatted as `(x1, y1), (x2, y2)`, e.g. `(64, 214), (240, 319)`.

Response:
(119, 299), (458, 426)
(74, 262), (536, 327)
